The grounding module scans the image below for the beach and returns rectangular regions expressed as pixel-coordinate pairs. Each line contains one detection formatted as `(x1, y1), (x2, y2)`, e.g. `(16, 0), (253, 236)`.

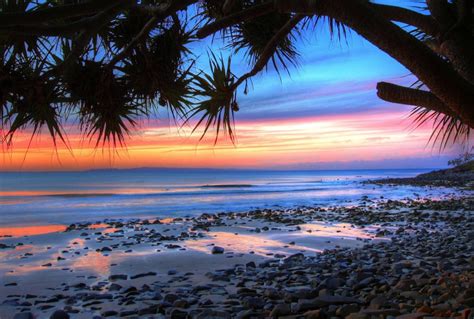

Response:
(1, 180), (473, 319)
(0, 194), (474, 318)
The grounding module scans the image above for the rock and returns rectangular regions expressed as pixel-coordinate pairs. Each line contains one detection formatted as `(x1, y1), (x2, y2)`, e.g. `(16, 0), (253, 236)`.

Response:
(304, 309), (325, 319)
(235, 309), (261, 319)
(195, 309), (231, 319)
(284, 253), (304, 263)
(13, 313), (35, 319)
(270, 304), (292, 317)
(345, 312), (369, 319)
(173, 299), (189, 308)
(361, 309), (400, 316)
(108, 274), (127, 281)
(108, 283), (122, 291)
(459, 296), (474, 307)
(168, 308), (188, 319)
(242, 296), (265, 309)
(395, 313), (428, 319)
(320, 277), (344, 289)
(296, 296), (362, 312)
(369, 295), (387, 309)
(164, 293), (179, 304)
(119, 310), (136, 317)
(336, 304), (360, 317)
(130, 272), (156, 279)
(101, 310), (118, 317)
(264, 288), (282, 300)
(50, 310), (70, 319)
(212, 246), (225, 254)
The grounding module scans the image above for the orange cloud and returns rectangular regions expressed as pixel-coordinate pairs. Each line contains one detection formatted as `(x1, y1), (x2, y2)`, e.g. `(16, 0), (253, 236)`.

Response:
(0, 109), (445, 171)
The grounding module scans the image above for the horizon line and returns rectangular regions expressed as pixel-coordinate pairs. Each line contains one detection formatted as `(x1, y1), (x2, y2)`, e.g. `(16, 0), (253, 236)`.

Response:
(0, 166), (441, 174)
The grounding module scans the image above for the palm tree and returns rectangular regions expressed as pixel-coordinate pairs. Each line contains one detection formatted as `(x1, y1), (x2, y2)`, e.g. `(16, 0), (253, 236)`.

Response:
(0, 0), (472, 146)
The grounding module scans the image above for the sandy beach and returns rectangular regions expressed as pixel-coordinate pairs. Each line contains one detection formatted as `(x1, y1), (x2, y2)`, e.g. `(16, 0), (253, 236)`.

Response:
(1, 193), (473, 319)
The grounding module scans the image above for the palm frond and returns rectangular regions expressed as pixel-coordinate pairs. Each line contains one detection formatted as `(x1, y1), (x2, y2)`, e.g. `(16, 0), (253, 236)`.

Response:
(187, 53), (238, 144)
(62, 61), (143, 147)
(121, 20), (195, 119)
(228, 4), (300, 75)
(410, 106), (471, 150)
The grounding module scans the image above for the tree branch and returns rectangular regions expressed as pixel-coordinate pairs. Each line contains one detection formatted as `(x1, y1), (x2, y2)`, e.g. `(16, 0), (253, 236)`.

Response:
(233, 14), (303, 89)
(196, 2), (274, 39)
(107, 0), (197, 68)
(45, 2), (128, 77)
(369, 3), (440, 37)
(0, 0), (120, 27)
(427, 0), (455, 30)
(107, 16), (158, 68)
(376, 82), (457, 118)
(273, 0), (474, 127)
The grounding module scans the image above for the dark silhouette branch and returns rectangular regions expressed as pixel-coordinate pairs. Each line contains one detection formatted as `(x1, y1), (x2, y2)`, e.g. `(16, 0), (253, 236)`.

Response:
(233, 14), (303, 89)
(377, 82), (458, 118)
(0, 0), (122, 27)
(272, 0), (474, 127)
(49, 2), (128, 76)
(369, 3), (440, 37)
(108, 0), (197, 68)
(196, 2), (274, 39)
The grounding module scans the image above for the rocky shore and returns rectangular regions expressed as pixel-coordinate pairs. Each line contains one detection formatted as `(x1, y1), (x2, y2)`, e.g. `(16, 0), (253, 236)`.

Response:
(369, 161), (474, 189)
(1, 196), (473, 319)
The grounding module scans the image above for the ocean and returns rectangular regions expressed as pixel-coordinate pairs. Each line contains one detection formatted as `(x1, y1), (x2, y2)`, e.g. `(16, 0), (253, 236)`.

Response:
(0, 168), (458, 226)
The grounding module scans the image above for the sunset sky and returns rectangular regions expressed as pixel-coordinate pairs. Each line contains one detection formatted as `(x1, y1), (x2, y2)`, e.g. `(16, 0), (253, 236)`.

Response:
(0, 3), (467, 171)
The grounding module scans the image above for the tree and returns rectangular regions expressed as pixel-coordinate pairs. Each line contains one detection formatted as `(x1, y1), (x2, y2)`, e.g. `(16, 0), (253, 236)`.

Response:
(448, 151), (474, 166)
(0, 0), (473, 147)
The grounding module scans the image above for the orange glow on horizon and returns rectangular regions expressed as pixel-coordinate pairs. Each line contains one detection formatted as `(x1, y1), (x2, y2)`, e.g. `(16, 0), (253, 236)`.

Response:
(0, 109), (449, 171)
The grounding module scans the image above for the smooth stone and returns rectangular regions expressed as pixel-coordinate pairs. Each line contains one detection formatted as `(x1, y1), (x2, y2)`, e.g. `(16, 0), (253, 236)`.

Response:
(108, 274), (128, 281)
(304, 309), (325, 319)
(50, 310), (70, 319)
(270, 304), (292, 317)
(13, 313), (35, 319)
(130, 272), (157, 279)
(242, 296), (265, 309)
(296, 296), (362, 312)
(101, 310), (118, 317)
(195, 309), (231, 319)
(336, 304), (360, 317)
(212, 246), (225, 254)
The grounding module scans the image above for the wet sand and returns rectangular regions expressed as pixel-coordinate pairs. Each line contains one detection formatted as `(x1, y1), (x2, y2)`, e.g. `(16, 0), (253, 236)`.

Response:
(0, 195), (472, 319)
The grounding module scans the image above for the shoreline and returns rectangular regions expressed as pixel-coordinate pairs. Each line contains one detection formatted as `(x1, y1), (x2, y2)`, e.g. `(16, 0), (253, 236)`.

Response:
(0, 194), (473, 319)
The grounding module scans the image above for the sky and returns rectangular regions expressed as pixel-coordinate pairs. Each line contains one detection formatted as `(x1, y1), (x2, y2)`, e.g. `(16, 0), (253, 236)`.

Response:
(0, 2), (469, 171)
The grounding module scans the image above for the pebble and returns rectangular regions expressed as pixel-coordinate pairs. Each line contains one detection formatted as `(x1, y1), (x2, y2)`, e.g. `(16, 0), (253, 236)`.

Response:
(212, 246), (225, 254)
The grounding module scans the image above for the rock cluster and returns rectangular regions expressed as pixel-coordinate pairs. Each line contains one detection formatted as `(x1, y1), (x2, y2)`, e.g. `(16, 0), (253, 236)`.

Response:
(3, 197), (474, 319)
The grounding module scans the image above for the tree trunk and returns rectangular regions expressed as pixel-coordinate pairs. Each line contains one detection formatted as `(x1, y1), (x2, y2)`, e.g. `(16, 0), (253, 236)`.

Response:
(274, 0), (474, 128)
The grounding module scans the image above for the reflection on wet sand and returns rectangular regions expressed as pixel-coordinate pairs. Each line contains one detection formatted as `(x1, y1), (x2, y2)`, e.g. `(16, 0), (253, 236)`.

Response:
(298, 222), (377, 239)
(0, 225), (66, 237)
(70, 251), (111, 276)
(0, 221), (382, 284)
(185, 231), (321, 256)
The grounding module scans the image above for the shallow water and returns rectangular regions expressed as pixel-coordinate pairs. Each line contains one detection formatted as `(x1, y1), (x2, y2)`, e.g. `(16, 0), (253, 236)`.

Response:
(0, 168), (464, 226)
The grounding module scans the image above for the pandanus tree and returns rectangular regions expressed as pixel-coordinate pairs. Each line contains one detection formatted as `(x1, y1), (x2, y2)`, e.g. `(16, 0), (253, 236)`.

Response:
(0, 0), (473, 147)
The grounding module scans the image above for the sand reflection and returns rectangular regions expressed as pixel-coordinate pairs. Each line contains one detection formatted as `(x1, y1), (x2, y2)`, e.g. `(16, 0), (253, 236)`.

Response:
(70, 251), (111, 276)
(0, 225), (66, 237)
(185, 231), (320, 256)
(298, 223), (376, 239)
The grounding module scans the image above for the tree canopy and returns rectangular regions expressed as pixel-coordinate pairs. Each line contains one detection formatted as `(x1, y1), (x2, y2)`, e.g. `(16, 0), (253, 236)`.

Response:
(1, 0), (473, 148)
